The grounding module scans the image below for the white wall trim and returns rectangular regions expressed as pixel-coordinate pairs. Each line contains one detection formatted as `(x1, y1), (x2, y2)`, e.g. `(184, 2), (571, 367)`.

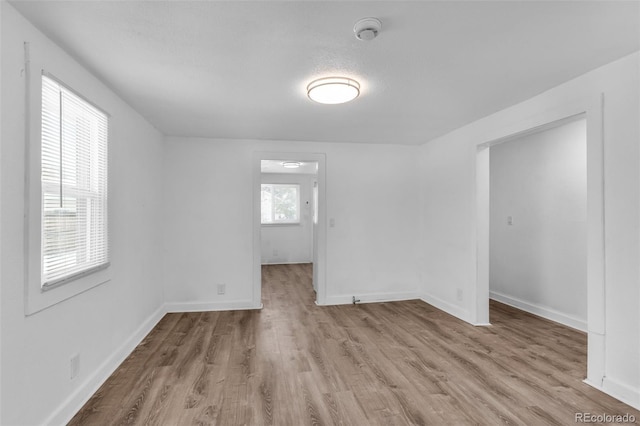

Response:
(584, 378), (640, 411)
(420, 292), (470, 323)
(490, 290), (587, 332)
(44, 305), (166, 426)
(260, 261), (312, 266)
(165, 300), (262, 313)
(323, 291), (419, 306)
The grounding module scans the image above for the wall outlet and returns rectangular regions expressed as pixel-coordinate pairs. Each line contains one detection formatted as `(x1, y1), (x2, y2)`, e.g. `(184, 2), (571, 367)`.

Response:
(507, 215), (514, 226)
(456, 288), (463, 302)
(217, 283), (226, 295)
(273, 249), (278, 257)
(70, 354), (80, 380)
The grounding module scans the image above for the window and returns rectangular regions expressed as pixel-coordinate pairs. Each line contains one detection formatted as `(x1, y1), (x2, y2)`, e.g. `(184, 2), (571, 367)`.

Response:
(41, 75), (109, 288)
(261, 184), (300, 224)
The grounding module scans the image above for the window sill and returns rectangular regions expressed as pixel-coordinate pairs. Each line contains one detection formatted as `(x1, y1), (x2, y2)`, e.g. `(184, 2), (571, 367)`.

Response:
(26, 263), (112, 316)
(42, 262), (111, 292)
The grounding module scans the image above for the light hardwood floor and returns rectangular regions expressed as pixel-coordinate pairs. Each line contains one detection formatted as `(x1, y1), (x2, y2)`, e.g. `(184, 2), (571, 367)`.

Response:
(70, 264), (639, 425)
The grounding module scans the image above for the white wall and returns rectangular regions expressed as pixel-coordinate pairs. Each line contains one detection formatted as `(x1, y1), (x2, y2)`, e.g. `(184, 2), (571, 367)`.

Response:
(261, 173), (315, 265)
(163, 138), (421, 309)
(418, 52), (639, 408)
(1, 4), (165, 425)
(490, 119), (587, 331)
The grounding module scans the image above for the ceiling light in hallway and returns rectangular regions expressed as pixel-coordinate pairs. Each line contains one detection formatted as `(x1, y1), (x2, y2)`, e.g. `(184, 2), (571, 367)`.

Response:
(282, 161), (302, 168)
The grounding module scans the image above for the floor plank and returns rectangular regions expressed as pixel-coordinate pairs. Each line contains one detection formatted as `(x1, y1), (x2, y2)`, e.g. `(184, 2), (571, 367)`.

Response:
(70, 264), (640, 425)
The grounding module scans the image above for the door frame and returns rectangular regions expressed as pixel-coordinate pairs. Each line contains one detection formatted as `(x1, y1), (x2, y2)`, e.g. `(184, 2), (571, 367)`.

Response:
(252, 152), (327, 306)
(474, 95), (605, 385)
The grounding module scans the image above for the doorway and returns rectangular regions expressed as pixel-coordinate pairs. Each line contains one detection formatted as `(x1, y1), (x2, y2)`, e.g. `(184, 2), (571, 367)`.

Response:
(252, 152), (327, 307)
(489, 117), (587, 332)
(475, 96), (606, 387)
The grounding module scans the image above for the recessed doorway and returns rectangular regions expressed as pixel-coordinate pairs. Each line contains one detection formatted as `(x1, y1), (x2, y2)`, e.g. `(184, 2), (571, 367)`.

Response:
(475, 96), (605, 388)
(489, 117), (587, 333)
(252, 152), (327, 308)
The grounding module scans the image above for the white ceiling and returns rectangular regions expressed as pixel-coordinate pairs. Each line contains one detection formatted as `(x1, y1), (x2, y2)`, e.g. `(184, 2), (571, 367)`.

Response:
(11, 1), (640, 145)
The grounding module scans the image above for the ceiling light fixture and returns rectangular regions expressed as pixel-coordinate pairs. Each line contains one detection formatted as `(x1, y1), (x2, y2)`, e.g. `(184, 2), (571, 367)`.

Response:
(307, 77), (360, 104)
(282, 161), (302, 169)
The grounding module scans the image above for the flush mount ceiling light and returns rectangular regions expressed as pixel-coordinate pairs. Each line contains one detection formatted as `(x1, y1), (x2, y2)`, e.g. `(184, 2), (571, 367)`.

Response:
(307, 77), (360, 104)
(282, 161), (302, 169)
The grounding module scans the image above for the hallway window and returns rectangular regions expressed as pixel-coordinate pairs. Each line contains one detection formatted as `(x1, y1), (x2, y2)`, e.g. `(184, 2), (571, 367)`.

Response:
(261, 184), (300, 224)
(41, 75), (110, 288)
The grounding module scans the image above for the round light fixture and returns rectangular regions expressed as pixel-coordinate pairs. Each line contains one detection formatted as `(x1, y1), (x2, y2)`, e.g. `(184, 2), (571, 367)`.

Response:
(282, 161), (302, 169)
(307, 77), (360, 104)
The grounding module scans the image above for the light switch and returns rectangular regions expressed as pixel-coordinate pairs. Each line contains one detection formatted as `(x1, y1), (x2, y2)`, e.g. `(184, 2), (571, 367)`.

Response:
(507, 216), (513, 226)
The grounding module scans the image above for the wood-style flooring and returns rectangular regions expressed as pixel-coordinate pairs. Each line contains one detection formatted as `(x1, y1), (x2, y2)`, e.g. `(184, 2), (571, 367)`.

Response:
(70, 264), (639, 425)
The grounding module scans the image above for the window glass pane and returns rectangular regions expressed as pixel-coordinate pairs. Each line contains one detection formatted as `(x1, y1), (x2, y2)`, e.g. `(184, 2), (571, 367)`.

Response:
(261, 184), (273, 223)
(261, 183), (299, 224)
(41, 75), (109, 287)
(274, 186), (298, 222)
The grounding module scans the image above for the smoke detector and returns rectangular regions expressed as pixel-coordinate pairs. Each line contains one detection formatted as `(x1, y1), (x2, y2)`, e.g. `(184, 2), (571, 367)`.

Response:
(353, 17), (382, 41)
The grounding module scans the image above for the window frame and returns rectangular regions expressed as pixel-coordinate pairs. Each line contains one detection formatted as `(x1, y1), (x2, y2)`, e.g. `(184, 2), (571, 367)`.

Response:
(24, 64), (112, 316)
(40, 74), (110, 290)
(260, 183), (301, 225)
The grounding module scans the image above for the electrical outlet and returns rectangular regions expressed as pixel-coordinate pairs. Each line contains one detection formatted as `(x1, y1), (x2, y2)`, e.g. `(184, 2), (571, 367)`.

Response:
(273, 249), (278, 257)
(507, 215), (514, 226)
(70, 354), (80, 380)
(217, 284), (226, 295)
(456, 288), (463, 302)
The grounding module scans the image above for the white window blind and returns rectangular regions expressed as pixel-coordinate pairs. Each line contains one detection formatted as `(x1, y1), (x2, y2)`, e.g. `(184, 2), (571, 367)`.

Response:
(261, 184), (300, 224)
(41, 75), (109, 288)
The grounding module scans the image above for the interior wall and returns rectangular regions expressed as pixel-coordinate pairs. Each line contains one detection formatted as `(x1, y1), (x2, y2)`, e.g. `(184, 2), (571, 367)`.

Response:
(490, 118), (587, 331)
(261, 173), (315, 265)
(418, 52), (639, 408)
(163, 138), (421, 308)
(1, 4), (165, 425)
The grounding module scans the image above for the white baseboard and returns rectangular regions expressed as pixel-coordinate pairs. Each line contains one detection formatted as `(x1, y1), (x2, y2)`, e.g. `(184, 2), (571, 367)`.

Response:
(419, 292), (470, 323)
(323, 291), (419, 306)
(490, 290), (587, 332)
(261, 261), (312, 265)
(45, 305), (166, 426)
(165, 300), (261, 313)
(584, 377), (640, 411)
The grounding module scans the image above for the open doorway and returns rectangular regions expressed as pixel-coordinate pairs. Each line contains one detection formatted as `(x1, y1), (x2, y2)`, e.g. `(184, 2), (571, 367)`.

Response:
(489, 117), (587, 332)
(260, 160), (317, 265)
(475, 96), (606, 388)
(252, 152), (327, 308)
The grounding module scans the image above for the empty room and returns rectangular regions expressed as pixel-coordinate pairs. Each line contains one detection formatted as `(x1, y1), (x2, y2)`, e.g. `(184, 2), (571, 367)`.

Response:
(1, 1), (639, 425)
